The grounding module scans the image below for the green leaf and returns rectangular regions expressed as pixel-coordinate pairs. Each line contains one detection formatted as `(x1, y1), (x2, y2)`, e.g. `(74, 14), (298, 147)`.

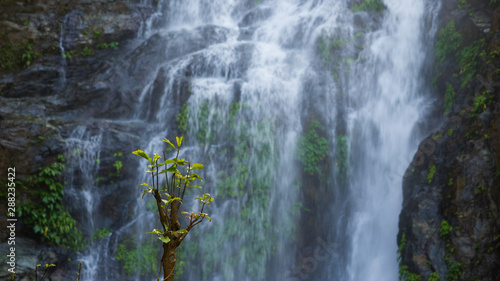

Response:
(201, 213), (212, 222)
(153, 153), (162, 163)
(171, 229), (188, 235)
(161, 197), (182, 205)
(192, 185), (203, 189)
(162, 139), (177, 151)
(166, 165), (179, 174)
(149, 228), (164, 235)
(159, 236), (170, 244)
(191, 173), (203, 180)
(176, 136), (183, 147)
(132, 150), (153, 164)
(191, 163), (204, 169)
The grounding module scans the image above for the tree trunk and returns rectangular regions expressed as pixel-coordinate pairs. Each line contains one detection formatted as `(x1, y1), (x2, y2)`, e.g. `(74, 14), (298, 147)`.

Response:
(162, 242), (177, 281)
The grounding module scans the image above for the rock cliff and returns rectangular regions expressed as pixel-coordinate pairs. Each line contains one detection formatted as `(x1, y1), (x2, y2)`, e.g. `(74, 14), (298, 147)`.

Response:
(0, 1), (157, 279)
(398, 0), (500, 280)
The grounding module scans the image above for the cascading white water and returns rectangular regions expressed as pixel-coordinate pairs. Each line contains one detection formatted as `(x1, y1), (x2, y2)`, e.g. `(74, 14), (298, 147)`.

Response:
(64, 126), (103, 280)
(344, 0), (434, 280)
(61, 0), (440, 280)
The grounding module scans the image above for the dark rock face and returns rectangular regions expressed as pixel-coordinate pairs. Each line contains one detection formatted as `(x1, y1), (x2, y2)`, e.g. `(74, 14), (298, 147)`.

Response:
(398, 1), (500, 280)
(0, 0), (255, 278)
(0, 238), (62, 281)
(0, 1), (158, 279)
(0, 0), (155, 186)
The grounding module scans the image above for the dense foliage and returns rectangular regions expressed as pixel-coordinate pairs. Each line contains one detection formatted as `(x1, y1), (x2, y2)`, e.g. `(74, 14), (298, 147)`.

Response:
(295, 120), (329, 175)
(17, 155), (84, 250)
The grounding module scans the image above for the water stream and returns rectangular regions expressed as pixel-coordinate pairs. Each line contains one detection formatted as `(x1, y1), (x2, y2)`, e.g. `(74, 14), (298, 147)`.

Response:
(64, 0), (440, 280)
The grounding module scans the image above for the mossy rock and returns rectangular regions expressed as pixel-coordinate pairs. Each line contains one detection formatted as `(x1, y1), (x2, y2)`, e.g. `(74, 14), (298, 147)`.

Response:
(0, 21), (41, 72)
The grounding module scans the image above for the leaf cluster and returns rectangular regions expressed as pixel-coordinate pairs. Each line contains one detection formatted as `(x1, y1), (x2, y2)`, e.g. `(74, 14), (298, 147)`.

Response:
(295, 120), (329, 175)
(440, 220), (453, 239)
(133, 136), (213, 247)
(17, 155), (84, 250)
(457, 39), (485, 89)
(435, 20), (463, 65)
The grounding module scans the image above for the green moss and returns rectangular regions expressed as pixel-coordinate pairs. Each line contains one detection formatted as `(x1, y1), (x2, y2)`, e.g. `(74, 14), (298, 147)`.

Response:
(440, 220), (452, 239)
(92, 29), (103, 41)
(0, 44), (17, 70)
(295, 120), (329, 175)
(351, 0), (386, 12)
(427, 165), (436, 184)
(79, 46), (95, 57)
(0, 36), (40, 71)
(432, 134), (443, 141)
(176, 103), (189, 134)
(470, 91), (487, 116)
(111, 152), (123, 176)
(398, 233), (407, 257)
(92, 227), (111, 241)
(196, 103), (211, 144)
(457, 39), (485, 88)
(17, 155), (84, 250)
(96, 41), (119, 50)
(63, 45), (97, 59)
(428, 272), (440, 281)
(229, 102), (245, 121)
(445, 262), (463, 280)
(435, 20), (463, 65)
(444, 83), (455, 115)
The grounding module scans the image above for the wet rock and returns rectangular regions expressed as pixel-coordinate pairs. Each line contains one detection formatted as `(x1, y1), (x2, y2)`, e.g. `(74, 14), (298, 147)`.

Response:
(399, 1), (500, 280)
(0, 238), (59, 281)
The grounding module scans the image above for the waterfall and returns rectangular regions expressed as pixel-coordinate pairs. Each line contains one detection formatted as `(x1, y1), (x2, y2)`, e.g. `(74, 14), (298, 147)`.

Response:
(343, 0), (439, 280)
(62, 0), (440, 280)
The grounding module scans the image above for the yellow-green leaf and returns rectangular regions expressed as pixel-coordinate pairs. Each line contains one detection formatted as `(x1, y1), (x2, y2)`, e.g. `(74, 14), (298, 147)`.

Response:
(176, 136), (183, 147)
(159, 236), (170, 243)
(162, 138), (177, 151)
(132, 149), (153, 164)
(191, 163), (204, 169)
